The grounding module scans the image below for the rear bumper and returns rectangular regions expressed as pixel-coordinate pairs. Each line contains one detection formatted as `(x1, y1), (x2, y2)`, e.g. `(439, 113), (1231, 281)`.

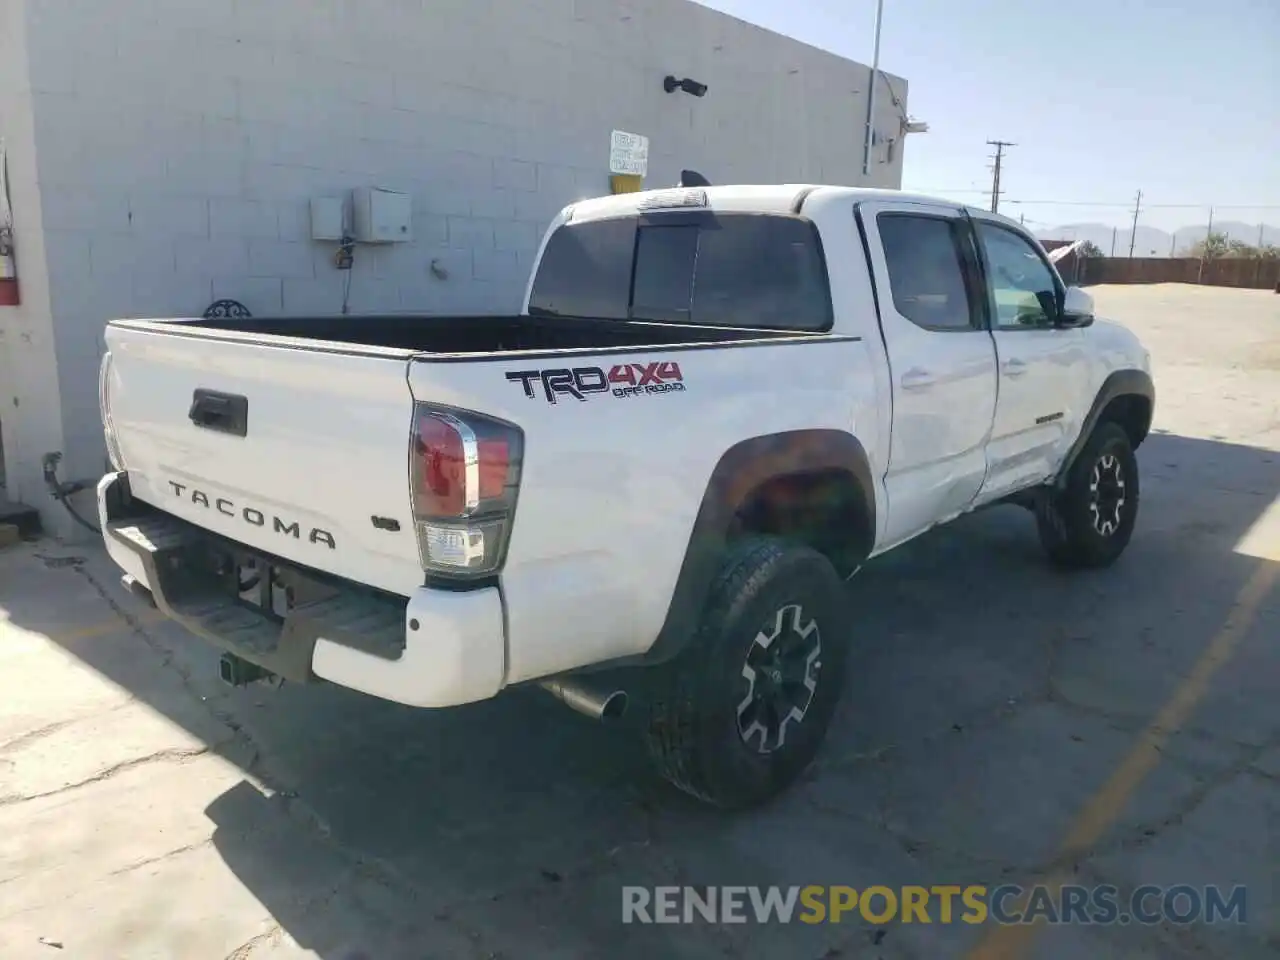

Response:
(97, 472), (506, 708)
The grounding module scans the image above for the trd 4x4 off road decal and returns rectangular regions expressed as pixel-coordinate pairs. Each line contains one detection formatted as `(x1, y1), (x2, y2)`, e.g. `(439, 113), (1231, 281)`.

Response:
(506, 361), (686, 404)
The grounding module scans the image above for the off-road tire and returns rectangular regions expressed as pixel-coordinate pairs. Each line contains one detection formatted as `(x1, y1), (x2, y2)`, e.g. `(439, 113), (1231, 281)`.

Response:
(1037, 421), (1140, 568)
(643, 537), (851, 808)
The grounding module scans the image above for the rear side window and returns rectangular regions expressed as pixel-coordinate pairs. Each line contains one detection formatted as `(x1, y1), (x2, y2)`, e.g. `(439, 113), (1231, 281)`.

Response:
(528, 213), (832, 330)
(877, 214), (977, 332)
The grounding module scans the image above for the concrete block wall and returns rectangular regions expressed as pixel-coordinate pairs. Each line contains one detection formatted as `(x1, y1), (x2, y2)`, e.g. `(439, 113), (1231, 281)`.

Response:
(0, 0), (907, 534)
(0, 0), (67, 518)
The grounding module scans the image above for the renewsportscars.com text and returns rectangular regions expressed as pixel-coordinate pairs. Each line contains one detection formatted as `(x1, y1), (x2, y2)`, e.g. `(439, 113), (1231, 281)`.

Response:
(622, 884), (1247, 926)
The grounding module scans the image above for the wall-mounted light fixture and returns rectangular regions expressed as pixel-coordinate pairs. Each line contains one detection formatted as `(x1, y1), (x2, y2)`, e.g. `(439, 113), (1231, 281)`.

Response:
(664, 75), (708, 97)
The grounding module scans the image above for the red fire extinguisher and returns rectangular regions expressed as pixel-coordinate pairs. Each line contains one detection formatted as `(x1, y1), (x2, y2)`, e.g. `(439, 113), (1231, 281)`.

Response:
(0, 140), (18, 307)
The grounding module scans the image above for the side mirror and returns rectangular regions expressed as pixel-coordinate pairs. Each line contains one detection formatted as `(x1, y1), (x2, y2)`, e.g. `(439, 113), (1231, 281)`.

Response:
(1056, 286), (1095, 328)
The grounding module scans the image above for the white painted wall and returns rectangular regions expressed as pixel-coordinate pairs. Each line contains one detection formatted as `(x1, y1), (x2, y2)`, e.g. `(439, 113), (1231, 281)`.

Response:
(0, 0), (907, 537)
(0, 0), (66, 520)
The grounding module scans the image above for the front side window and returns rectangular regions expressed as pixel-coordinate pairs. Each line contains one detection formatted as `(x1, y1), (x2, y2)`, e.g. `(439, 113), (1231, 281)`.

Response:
(975, 223), (1060, 329)
(527, 213), (832, 331)
(877, 214), (977, 331)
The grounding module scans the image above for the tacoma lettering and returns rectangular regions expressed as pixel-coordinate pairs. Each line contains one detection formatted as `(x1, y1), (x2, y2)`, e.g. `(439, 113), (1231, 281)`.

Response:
(168, 481), (336, 549)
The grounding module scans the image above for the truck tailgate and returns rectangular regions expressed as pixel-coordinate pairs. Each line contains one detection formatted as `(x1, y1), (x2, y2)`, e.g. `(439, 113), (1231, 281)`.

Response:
(103, 323), (423, 596)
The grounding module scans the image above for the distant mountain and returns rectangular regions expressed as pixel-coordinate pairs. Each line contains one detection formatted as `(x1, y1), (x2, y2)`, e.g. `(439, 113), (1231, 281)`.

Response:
(1034, 222), (1280, 258)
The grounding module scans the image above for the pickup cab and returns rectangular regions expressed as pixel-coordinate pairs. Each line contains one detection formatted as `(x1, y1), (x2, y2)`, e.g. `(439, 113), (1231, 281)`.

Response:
(97, 185), (1154, 808)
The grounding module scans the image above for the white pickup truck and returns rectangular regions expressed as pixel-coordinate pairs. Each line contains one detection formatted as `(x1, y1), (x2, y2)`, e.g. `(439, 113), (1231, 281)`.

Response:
(97, 185), (1154, 808)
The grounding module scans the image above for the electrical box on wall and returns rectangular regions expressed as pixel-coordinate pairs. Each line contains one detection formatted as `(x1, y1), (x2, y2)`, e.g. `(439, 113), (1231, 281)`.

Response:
(310, 197), (345, 241)
(352, 187), (412, 243)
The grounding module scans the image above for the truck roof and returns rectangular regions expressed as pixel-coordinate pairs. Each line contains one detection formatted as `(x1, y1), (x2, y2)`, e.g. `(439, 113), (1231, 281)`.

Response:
(564, 184), (988, 222)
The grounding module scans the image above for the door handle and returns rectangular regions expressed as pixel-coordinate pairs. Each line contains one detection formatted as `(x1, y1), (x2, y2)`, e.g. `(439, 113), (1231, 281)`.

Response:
(900, 368), (936, 391)
(1001, 358), (1028, 377)
(189, 389), (249, 437)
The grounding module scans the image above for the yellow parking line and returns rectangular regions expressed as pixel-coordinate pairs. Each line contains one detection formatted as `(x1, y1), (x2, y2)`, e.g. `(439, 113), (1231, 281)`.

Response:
(41, 609), (166, 645)
(967, 560), (1279, 960)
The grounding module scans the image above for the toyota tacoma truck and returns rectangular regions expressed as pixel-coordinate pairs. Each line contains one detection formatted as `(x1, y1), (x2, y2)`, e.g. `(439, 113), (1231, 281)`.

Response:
(97, 185), (1154, 808)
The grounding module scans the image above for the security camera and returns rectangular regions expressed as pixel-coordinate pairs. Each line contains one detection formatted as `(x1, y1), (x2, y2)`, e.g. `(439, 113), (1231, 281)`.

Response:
(664, 75), (708, 98)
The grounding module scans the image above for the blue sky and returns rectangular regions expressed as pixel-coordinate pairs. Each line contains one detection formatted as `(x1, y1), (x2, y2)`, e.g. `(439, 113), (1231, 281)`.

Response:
(696, 0), (1280, 231)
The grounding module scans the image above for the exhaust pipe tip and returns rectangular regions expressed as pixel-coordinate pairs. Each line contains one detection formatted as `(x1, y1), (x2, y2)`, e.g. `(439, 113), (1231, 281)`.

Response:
(538, 678), (629, 721)
(598, 689), (629, 721)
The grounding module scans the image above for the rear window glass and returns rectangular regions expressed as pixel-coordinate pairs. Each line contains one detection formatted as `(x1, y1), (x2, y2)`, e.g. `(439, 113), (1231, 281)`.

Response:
(633, 224), (698, 321)
(524, 216), (634, 321)
(527, 213), (832, 330)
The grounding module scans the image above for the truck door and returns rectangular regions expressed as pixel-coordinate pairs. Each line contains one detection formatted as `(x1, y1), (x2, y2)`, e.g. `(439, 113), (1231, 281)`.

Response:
(967, 213), (1089, 502)
(857, 201), (998, 549)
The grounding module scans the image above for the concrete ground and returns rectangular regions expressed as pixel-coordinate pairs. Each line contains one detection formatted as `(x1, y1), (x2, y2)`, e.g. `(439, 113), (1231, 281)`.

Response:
(2, 283), (1278, 960)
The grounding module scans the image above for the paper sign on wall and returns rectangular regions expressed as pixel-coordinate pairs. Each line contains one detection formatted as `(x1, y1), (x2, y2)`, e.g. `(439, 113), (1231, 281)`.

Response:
(609, 130), (649, 177)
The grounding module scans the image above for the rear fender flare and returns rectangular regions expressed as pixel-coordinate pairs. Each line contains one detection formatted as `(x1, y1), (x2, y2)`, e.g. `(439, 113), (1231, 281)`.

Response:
(643, 429), (875, 664)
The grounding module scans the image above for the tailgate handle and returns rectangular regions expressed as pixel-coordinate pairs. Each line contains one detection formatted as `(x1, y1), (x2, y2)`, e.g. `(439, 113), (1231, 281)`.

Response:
(189, 389), (248, 437)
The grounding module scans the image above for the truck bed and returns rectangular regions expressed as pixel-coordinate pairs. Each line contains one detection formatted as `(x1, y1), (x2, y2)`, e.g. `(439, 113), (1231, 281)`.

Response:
(101, 307), (848, 600)
(153, 312), (806, 355)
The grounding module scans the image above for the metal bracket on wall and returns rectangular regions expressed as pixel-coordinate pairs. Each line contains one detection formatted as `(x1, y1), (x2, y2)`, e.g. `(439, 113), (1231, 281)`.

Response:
(334, 236), (355, 270)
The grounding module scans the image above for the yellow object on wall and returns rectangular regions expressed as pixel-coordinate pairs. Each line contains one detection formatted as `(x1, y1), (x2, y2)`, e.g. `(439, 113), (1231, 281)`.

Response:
(611, 174), (643, 194)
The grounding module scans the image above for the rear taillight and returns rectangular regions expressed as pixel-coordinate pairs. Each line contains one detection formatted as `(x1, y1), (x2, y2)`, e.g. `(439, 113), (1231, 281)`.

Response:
(99, 351), (124, 470)
(410, 405), (523, 579)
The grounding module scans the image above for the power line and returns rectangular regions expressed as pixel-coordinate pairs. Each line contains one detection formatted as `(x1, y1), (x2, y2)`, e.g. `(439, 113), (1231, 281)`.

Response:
(986, 140), (1015, 213)
(906, 188), (992, 194)
(1004, 199), (1280, 209)
(905, 189), (1280, 210)
(1006, 199), (1148, 208)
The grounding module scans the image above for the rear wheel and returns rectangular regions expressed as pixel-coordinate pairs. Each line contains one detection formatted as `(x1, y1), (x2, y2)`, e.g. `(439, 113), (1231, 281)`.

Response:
(1037, 422), (1140, 568)
(644, 537), (851, 808)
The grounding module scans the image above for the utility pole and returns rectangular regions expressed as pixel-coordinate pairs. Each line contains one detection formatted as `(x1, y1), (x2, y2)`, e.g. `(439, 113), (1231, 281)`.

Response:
(1257, 224), (1267, 285)
(1127, 190), (1142, 259)
(1197, 207), (1214, 284)
(860, 0), (886, 179)
(1169, 233), (1176, 257)
(986, 140), (1015, 213)
(1110, 227), (1117, 257)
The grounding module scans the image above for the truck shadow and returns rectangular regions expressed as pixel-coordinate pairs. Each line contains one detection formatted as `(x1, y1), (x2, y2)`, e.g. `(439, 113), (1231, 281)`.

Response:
(16, 430), (1280, 959)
